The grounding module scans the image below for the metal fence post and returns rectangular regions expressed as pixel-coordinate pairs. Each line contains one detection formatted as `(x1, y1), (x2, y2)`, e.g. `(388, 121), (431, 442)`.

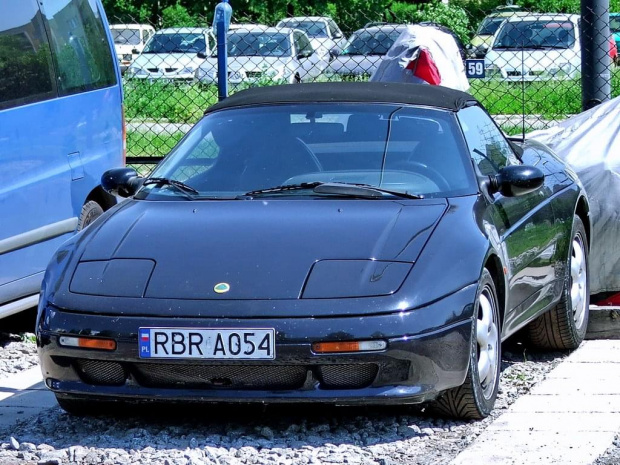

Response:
(213, 0), (232, 101)
(581, 0), (611, 110)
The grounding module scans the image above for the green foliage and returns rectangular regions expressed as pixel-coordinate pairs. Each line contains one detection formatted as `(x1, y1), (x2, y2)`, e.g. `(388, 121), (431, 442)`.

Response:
(161, 2), (199, 28)
(389, 1), (471, 43)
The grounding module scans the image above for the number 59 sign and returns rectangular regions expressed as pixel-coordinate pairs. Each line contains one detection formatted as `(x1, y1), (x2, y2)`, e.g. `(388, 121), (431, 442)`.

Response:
(465, 59), (485, 78)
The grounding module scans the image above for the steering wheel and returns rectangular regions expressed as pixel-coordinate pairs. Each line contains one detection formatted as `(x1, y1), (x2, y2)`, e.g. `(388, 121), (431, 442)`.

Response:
(388, 161), (451, 191)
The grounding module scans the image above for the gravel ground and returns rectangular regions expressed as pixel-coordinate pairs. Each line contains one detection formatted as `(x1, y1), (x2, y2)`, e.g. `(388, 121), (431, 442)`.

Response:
(0, 333), (38, 379)
(594, 434), (620, 465)
(0, 336), (569, 465)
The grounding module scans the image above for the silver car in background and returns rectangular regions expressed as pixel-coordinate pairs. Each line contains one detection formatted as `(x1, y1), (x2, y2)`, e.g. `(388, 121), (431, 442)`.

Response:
(195, 27), (330, 85)
(326, 24), (406, 80)
(127, 27), (215, 80)
(276, 16), (347, 58)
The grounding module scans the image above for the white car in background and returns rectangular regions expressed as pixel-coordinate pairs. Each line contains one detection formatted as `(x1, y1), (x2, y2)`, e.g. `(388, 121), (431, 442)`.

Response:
(195, 27), (329, 84)
(485, 14), (581, 80)
(326, 24), (407, 80)
(110, 23), (155, 72)
(127, 27), (215, 80)
(276, 16), (346, 58)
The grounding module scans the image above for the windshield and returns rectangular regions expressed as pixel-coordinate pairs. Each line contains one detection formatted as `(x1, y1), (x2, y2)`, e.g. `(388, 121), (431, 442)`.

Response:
(477, 17), (505, 36)
(143, 32), (206, 53)
(494, 20), (576, 49)
(611, 16), (620, 33)
(112, 28), (141, 45)
(341, 29), (403, 55)
(229, 32), (292, 57)
(141, 104), (476, 200)
(278, 20), (328, 37)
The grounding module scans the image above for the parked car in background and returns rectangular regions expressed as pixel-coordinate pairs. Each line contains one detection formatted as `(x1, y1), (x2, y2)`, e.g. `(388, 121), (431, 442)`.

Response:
(469, 6), (528, 58)
(276, 16), (346, 58)
(37, 82), (590, 420)
(0, 0), (123, 319)
(485, 14), (582, 80)
(110, 23), (155, 73)
(127, 27), (215, 80)
(325, 24), (406, 80)
(196, 27), (329, 84)
(611, 13), (620, 64)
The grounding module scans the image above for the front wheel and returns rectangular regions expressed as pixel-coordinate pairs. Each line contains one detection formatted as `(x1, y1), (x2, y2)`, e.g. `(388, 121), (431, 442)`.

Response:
(431, 269), (501, 419)
(527, 215), (589, 350)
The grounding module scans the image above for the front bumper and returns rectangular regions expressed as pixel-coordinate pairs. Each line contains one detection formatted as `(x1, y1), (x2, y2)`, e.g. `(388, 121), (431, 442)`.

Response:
(37, 284), (476, 405)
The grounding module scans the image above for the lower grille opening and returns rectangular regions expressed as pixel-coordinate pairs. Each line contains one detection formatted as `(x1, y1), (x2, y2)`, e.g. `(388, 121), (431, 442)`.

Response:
(317, 364), (379, 389)
(74, 359), (127, 386)
(132, 364), (308, 390)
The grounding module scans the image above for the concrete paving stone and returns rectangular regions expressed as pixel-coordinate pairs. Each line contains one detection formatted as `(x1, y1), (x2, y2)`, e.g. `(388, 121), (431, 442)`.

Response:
(486, 412), (620, 433)
(529, 377), (620, 395)
(0, 367), (44, 390)
(546, 362), (620, 380)
(451, 430), (616, 465)
(509, 394), (620, 413)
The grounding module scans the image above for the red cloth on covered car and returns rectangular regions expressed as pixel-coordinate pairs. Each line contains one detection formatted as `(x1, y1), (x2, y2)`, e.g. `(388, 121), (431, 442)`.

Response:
(405, 48), (442, 85)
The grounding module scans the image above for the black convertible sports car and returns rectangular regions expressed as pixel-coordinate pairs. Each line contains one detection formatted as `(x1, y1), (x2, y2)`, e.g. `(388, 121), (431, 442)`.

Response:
(37, 82), (590, 419)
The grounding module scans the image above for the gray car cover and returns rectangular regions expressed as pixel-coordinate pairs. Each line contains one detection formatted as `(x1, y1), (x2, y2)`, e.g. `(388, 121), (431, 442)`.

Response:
(528, 96), (620, 294)
(370, 24), (470, 92)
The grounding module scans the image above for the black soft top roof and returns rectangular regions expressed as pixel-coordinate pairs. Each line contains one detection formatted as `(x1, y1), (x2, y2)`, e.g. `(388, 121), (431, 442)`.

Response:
(205, 82), (478, 114)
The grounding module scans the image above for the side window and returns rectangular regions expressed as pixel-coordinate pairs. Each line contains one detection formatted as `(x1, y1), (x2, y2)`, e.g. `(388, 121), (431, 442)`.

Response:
(295, 33), (313, 56)
(0, 0), (56, 110)
(327, 20), (341, 38)
(458, 105), (519, 176)
(40, 0), (116, 96)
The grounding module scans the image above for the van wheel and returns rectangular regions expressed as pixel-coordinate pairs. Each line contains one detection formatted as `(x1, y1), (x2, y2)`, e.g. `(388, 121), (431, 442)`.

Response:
(77, 201), (104, 230)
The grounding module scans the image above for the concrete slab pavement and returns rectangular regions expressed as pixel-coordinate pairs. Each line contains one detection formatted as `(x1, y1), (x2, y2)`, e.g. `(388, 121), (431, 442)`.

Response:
(451, 340), (620, 465)
(0, 367), (56, 430)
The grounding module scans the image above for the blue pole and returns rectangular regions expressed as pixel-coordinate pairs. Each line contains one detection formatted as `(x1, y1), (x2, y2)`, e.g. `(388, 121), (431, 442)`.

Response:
(214, 0), (232, 101)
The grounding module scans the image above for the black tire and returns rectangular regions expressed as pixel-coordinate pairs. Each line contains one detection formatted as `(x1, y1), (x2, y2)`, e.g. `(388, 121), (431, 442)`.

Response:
(431, 269), (501, 420)
(77, 200), (104, 231)
(527, 215), (589, 350)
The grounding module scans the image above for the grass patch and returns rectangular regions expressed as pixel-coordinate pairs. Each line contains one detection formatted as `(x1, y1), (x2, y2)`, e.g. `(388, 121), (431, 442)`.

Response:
(127, 131), (185, 158)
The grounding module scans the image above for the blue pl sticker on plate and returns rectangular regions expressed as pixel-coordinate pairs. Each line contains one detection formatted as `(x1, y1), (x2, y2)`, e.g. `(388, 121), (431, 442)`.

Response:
(139, 328), (151, 357)
(465, 59), (485, 79)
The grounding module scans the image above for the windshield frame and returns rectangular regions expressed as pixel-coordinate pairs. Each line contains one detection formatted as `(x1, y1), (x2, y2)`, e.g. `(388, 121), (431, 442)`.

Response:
(138, 102), (479, 201)
(143, 32), (207, 54)
(227, 31), (293, 57)
(493, 19), (577, 50)
(340, 28), (404, 56)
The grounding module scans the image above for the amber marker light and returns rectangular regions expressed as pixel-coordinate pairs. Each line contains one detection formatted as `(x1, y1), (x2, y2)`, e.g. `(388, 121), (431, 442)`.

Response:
(312, 340), (387, 354)
(58, 336), (116, 351)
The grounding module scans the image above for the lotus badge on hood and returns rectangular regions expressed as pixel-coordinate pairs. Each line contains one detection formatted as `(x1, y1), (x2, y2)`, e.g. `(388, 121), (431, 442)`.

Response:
(214, 283), (230, 294)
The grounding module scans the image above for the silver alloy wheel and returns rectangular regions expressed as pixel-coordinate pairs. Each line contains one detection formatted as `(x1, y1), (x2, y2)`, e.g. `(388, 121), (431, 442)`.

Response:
(571, 234), (588, 329)
(477, 287), (499, 399)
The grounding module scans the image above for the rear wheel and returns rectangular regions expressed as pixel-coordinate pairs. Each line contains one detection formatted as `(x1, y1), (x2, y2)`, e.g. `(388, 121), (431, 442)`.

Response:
(77, 200), (103, 230)
(527, 215), (589, 349)
(432, 269), (501, 419)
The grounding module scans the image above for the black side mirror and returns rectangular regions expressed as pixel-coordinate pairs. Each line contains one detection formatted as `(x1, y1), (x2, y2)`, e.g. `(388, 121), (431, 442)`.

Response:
(489, 165), (544, 197)
(197, 51), (207, 59)
(131, 48), (139, 54)
(101, 168), (143, 198)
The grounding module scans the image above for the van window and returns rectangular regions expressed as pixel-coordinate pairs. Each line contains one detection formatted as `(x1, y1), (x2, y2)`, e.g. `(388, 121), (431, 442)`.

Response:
(0, 0), (56, 110)
(41, 0), (116, 95)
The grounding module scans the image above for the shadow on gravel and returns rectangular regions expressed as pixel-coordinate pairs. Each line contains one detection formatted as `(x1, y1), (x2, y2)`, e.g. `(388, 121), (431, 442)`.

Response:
(1, 335), (569, 459)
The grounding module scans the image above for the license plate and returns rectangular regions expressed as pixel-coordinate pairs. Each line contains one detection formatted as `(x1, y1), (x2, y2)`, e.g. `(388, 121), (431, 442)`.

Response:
(138, 328), (275, 360)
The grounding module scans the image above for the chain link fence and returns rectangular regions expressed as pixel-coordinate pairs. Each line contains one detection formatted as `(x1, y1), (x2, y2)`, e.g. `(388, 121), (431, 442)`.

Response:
(108, 5), (619, 174)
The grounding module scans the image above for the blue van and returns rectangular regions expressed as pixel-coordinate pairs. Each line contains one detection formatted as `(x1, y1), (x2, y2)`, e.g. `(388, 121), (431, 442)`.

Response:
(0, 0), (124, 318)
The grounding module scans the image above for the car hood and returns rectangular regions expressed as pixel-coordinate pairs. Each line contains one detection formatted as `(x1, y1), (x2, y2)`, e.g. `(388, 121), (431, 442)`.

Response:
(115, 44), (137, 55)
(327, 55), (383, 74)
(132, 53), (203, 69)
(227, 56), (293, 71)
(486, 48), (579, 70)
(67, 199), (447, 303)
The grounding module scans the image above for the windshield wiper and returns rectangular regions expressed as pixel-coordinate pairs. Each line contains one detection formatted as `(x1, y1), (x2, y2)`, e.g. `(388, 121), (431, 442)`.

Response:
(142, 177), (200, 198)
(241, 182), (324, 198)
(314, 182), (424, 199)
